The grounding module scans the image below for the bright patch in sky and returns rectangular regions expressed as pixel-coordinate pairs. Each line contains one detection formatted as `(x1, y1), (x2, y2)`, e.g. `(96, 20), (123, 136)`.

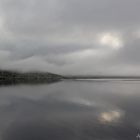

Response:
(98, 32), (123, 49)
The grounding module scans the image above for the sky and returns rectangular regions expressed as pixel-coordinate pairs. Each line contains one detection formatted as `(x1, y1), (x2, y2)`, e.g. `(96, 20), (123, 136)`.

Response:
(0, 0), (140, 75)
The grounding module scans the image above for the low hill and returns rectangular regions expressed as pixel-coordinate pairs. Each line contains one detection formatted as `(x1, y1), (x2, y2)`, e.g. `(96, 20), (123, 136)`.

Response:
(0, 70), (63, 85)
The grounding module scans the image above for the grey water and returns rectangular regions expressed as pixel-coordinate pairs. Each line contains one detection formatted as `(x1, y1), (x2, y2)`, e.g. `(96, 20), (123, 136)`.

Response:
(0, 80), (140, 140)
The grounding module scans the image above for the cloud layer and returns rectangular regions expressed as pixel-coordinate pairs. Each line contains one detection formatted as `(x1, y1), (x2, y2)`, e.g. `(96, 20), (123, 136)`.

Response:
(0, 0), (140, 75)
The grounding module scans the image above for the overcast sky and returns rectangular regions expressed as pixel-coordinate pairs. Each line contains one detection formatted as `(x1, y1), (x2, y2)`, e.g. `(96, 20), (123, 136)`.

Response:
(0, 0), (140, 75)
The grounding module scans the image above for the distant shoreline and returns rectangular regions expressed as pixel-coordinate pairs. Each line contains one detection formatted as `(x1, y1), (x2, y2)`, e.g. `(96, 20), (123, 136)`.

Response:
(1, 69), (140, 85)
(64, 76), (140, 79)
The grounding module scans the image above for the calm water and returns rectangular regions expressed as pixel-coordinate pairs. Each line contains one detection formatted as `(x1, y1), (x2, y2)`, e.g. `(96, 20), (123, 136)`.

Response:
(0, 80), (140, 140)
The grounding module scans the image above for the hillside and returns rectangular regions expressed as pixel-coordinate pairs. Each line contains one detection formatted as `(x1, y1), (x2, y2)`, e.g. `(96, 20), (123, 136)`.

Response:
(0, 70), (63, 85)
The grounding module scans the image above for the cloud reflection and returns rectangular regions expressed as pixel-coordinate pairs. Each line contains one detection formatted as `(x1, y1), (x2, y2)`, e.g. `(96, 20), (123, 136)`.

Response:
(99, 110), (124, 124)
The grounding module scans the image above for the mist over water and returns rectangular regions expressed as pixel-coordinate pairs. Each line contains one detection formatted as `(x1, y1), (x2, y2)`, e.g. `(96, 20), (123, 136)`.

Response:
(0, 80), (140, 140)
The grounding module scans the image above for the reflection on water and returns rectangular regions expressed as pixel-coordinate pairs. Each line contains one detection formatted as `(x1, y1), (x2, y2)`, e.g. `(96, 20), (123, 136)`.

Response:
(0, 80), (140, 140)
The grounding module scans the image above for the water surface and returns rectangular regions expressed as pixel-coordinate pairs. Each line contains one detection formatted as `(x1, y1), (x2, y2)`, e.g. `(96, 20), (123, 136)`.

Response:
(0, 80), (140, 140)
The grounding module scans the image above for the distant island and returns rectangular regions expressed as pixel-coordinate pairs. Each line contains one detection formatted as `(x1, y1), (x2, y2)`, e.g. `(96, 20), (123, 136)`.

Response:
(0, 70), (64, 85)
(1, 70), (140, 85)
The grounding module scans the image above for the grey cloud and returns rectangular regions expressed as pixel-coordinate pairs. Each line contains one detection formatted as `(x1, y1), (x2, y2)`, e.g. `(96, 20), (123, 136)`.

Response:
(117, 39), (140, 64)
(0, 0), (62, 36)
(60, 0), (140, 28)
(104, 38), (140, 67)
(0, 0), (140, 74)
(2, 0), (140, 33)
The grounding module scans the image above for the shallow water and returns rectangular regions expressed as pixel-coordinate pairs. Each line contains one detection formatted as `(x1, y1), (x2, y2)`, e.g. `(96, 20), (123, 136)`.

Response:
(0, 80), (140, 140)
